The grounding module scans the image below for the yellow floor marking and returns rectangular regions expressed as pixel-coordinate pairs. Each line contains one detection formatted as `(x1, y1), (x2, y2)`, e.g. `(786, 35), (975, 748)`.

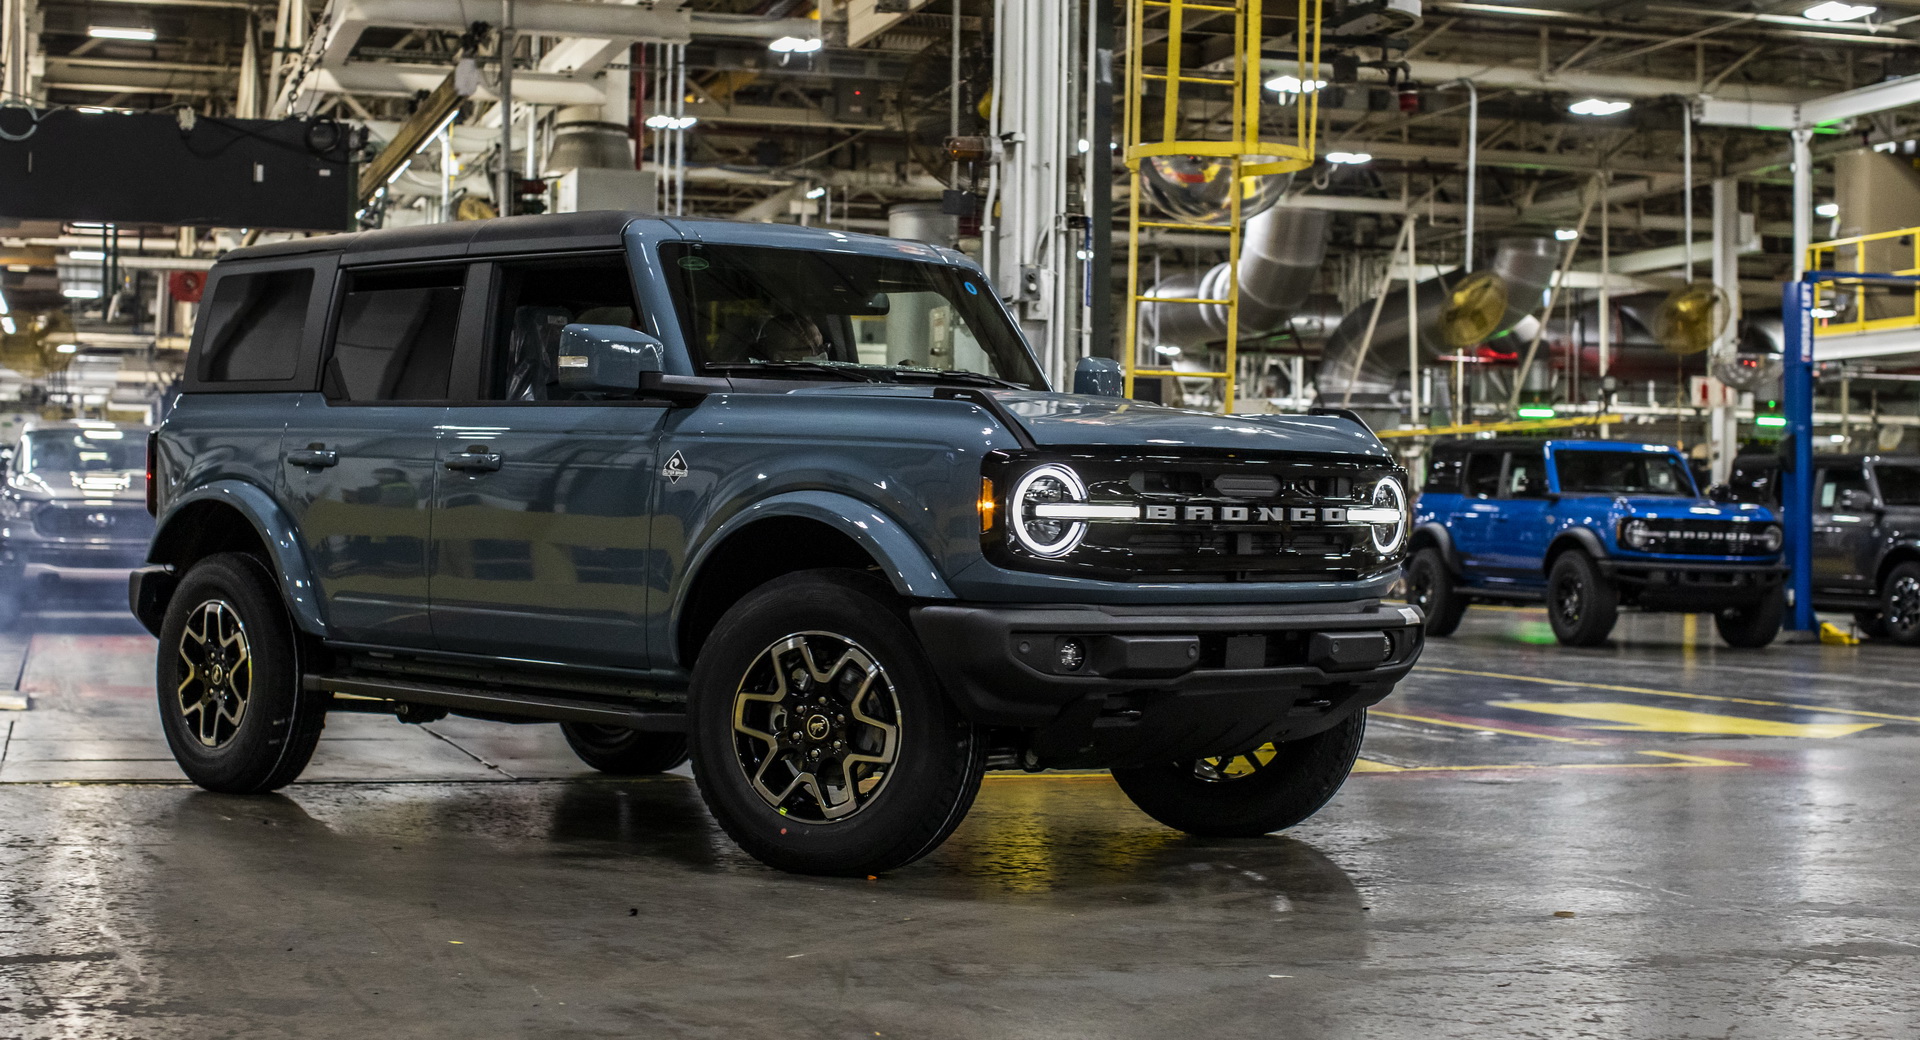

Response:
(1348, 750), (1744, 774)
(1369, 709), (1607, 745)
(1423, 666), (1920, 726)
(1351, 758), (1404, 772)
(1489, 700), (1880, 738)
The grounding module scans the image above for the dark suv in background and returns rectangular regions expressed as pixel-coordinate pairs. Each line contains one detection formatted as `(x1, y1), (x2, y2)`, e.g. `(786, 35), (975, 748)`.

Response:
(1409, 439), (1786, 647)
(0, 420), (155, 623)
(1729, 453), (1920, 643)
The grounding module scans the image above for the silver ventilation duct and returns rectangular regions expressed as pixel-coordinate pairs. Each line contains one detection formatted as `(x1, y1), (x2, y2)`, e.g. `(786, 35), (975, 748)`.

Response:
(1314, 237), (1558, 404)
(1136, 206), (1333, 349)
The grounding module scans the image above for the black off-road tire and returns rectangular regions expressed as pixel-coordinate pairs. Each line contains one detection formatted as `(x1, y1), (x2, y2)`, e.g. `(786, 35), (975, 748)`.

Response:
(1406, 547), (1468, 637)
(560, 722), (689, 775)
(687, 569), (984, 876)
(156, 552), (325, 794)
(1715, 589), (1784, 649)
(1111, 712), (1367, 838)
(1881, 562), (1920, 646)
(1547, 551), (1618, 648)
(1854, 609), (1890, 640)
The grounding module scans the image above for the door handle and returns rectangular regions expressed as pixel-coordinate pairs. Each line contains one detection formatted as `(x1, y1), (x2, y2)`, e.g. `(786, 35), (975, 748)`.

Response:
(444, 451), (503, 473)
(286, 447), (339, 469)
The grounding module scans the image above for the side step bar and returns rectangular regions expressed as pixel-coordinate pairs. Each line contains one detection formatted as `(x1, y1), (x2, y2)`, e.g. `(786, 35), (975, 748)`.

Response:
(303, 674), (688, 732)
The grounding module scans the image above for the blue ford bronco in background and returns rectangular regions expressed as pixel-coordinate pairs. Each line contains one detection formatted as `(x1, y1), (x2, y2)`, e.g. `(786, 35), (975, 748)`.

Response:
(131, 212), (1423, 875)
(1407, 438), (1786, 648)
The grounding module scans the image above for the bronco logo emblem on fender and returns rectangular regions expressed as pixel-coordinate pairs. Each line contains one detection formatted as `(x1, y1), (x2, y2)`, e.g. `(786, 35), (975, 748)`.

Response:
(662, 451), (689, 484)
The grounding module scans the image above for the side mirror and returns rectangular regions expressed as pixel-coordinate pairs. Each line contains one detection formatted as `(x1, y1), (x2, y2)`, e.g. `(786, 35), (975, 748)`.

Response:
(556, 324), (665, 394)
(1838, 487), (1878, 512)
(1072, 356), (1125, 397)
(1705, 482), (1731, 503)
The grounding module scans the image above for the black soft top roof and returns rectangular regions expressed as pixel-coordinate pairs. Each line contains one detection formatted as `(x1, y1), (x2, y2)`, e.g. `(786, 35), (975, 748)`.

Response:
(221, 211), (643, 267)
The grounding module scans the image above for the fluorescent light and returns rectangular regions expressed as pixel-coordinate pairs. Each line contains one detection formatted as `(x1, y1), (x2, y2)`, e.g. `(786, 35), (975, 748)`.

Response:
(1756, 415), (1788, 427)
(1569, 98), (1631, 117)
(769, 36), (823, 53)
(644, 114), (697, 130)
(0, 318), (13, 335)
(804, 186), (827, 199)
(74, 107), (110, 115)
(1153, 344), (1182, 357)
(1076, 139), (1090, 153)
(88, 26), (156, 41)
(1325, 151), (1372, 165)
(1804, 2), (1876, 21)
(1555, 228), (1580, 241)
(0, 289), (8, 315)
(63, 288), (102, 299)
(67, 250), (105, 261)
(69, 222), (107, 230)
(413, 112), (460, 153)
(385, 157), (413, 185)
(1266, 75), (1327, 94)
(1811, 307), (1839, 318)
(1517, 406), (1557, 419)
(54, 344), (78, 354)
(1816, 202), (1840, 218)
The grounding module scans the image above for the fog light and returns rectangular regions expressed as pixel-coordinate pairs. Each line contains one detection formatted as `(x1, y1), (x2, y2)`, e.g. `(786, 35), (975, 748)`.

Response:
(1057, 638), (1085, 671)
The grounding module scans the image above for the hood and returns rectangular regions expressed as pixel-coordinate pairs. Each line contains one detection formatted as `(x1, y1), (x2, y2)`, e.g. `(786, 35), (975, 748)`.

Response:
(1613, 497), (1777, 523)
(15, 469), (146, 502)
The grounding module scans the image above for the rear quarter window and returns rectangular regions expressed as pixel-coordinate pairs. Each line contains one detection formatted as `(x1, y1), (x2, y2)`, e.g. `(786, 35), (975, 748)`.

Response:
(197, 268), (315, 382)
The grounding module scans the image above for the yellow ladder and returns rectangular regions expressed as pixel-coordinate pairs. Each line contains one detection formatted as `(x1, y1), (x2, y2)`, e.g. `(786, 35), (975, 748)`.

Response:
(1121, 0), (1323, 413)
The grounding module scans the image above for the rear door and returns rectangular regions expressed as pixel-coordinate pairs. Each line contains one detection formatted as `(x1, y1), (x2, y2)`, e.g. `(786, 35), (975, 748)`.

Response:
(280, 263), (467, 646)
(427, 253), (670, 669)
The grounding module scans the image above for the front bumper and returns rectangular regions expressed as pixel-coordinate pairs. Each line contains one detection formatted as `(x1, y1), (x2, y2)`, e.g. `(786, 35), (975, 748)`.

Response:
(1598, 558), (1786, 610)
(912, 599), (1424, 767)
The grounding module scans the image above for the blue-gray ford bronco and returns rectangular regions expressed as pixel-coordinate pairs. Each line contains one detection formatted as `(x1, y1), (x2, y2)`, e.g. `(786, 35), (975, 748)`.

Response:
(132, 212), (1423, 875)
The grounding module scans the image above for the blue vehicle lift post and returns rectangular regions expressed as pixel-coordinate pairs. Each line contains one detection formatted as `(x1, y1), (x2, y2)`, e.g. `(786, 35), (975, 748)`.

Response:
(1781, 272), (1920, 632)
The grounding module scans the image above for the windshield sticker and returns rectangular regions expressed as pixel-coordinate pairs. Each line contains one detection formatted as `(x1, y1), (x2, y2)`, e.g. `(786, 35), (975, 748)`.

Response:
(676, 256), (710, 271)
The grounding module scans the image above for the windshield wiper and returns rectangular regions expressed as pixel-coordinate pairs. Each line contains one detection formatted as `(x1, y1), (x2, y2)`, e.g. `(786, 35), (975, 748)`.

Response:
(880, 367), (1025, 390)
(705, 361), (891, 383)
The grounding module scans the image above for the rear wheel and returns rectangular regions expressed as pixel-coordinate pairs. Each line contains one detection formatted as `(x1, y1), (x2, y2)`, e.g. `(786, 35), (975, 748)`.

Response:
(1111, 712), (1366, 837)
(687, 570), (984, 876)
(1405, 547), (1467, 637)
(156, 552), (325, 793)
(1881, 562), (1920, 646)
(560, 722), (689, 775)
(1546, 551), (1618, 647)
(1855, 609), (1890, 640)
(1715, 589), (1784, 649)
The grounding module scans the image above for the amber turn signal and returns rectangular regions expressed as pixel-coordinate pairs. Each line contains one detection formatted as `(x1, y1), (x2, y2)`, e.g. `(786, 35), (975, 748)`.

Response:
(978, 477), (995, 532)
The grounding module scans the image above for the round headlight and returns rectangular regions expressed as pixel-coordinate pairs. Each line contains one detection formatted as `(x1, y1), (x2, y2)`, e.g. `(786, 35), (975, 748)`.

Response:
(1367, 477), (1407, 555)
(1758, 523), (1783, 552)
(1622, 519), (1652, 550)
(1011, 464), (1089, 558)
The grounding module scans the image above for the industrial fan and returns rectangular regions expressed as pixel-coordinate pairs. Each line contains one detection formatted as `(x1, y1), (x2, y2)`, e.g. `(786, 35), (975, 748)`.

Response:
(1654, 280), (1731, 356)
(1439, 270), (1509, 348)
(0, 312), (77, 379)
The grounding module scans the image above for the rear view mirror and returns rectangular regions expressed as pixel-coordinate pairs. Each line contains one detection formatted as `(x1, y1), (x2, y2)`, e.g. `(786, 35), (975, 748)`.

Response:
(557, 324), (665, 394)
(1073, 357), (1124, 397)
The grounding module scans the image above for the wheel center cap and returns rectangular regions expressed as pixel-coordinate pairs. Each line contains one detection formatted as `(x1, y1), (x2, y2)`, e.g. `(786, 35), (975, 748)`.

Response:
(209, 664), (226, 686)
(806, 714), (831, 741)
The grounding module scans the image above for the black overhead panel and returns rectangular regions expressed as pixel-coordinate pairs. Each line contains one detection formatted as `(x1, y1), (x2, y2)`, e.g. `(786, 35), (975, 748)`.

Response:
(0, 109), (356, 230)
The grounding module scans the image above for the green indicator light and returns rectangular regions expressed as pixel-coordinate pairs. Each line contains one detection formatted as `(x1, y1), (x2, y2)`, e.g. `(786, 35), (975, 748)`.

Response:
(1517, 406), (1557, 419)
(1755, 416), (1788, 428)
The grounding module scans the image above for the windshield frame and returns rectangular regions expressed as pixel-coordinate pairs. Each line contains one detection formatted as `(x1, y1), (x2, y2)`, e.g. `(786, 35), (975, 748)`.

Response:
(655, 240), (1047, 390)
(1551, 448), (1699, 497)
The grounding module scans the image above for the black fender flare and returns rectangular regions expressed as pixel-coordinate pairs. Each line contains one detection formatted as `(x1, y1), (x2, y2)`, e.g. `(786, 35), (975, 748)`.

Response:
(1544, 528), (1607, 576)
(1409, 522), (1462, 575)
(1874, 539), (1920, 591)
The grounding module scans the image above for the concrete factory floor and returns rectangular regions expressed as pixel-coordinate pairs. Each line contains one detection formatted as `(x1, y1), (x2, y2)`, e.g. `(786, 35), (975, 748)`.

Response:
(3, 607), (1919, 1039)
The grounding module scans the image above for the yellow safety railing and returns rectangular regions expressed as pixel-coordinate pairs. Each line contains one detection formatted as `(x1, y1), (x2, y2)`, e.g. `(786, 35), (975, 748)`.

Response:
(1806, 226), (1920, 336)
(1121, 0), (1323, 413)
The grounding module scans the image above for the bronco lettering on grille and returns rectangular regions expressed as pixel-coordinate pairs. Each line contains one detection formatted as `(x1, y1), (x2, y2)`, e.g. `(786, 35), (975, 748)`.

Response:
(1143, 503), (1350, 523)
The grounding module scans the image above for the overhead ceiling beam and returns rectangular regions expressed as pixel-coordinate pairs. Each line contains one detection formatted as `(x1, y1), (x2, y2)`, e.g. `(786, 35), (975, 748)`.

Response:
(1355, 59), (1818, 104)
(312, 62), (605, 105)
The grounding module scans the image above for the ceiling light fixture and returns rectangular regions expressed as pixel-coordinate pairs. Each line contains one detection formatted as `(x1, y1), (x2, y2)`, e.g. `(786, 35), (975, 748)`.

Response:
(0, 318), (13, 335)
(67, 250), (105, 261)
(1265, 75), (1327, 94)
(1325, 151), (1373, 165)
(88, 25), (156, 41)
(769, 36), (823, 53)
(644, 114), (698, 130)
(1555, 228), (1580, 241)
(804, 186), (827, 199)
(413, 112), (460, 153)
(1569, 98), (1631, 117)
(63, 288), (102, 300)
(1816, 202), (1840, 218)
(54, 343), (79, 354)
(1804, 2), (1877, 21)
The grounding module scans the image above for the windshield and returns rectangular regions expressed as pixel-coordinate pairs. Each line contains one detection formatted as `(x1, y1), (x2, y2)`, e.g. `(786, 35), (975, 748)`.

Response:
(18, 429), (143, 473)
(659, 242), (1045, 389)
(1554, 450), (1696, 496)
(1876, 464), (1920, 506)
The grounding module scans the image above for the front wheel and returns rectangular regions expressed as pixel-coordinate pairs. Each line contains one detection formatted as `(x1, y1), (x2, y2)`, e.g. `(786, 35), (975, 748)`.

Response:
(1715, 589), (1784, 649)
(1881, 562), (1920, 646)
(687, 570), (984, 876)
(1111, 712), (1366, 838)
(1547, 552), (1618, 647)
(560, 722), (689, 775)
(1405, 548), (1468, 637)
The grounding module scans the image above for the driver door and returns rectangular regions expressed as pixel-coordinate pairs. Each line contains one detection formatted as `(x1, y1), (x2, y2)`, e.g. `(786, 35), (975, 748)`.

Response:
(1812, 464), (1873, 593)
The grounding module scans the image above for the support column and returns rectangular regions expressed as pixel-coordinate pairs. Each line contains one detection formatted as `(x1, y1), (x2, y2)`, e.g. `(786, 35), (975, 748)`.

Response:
(1708, 177), (1743, 485)
(1782, 281), (1816, 633)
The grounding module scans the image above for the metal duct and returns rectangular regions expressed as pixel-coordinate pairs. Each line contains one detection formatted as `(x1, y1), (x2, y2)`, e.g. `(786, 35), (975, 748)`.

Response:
(1136, 206), (1333, 349)
(1314, 236), (1558, 403)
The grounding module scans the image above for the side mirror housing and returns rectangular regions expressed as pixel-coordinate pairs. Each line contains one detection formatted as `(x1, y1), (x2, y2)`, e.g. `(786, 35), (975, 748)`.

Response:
(1838, 487), (1878, 512)
(1705, 482), (1731, 503)
(1072, 356), (1125, 397)
(556, 324), (665, 394)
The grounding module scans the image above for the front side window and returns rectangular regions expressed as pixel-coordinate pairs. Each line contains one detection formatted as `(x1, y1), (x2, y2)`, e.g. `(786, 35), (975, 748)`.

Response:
(1874, 464), (1920, 506)
(324, 267), (464, 402)
(1506, 450), (1548, 497)
(198, 267), (314, 382)
(660, 242), (1044, 389)
(1462, 452), (1502, 498)
(19, 428), (143, 473)
(1554, 451), (1695, 496)
(488, 256), (642, 401)
(1818, 466), (1870, 509)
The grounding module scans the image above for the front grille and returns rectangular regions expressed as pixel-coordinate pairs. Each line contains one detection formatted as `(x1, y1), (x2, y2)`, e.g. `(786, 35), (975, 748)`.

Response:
(1633, 520), (1775, 556)
(986, 451), (1402, 582)
(24, 544), (146, 569)
(32, 505), (155, 540)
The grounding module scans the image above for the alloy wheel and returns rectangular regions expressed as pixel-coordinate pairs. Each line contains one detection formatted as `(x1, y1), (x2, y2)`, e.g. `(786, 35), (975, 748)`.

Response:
(1192, 744), (1278, 782)
(176, 599), (253, 748)
(730, 632), (902, 823)
(1556, 576), (1584, 625)
(1889, 576), (1920, 635)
